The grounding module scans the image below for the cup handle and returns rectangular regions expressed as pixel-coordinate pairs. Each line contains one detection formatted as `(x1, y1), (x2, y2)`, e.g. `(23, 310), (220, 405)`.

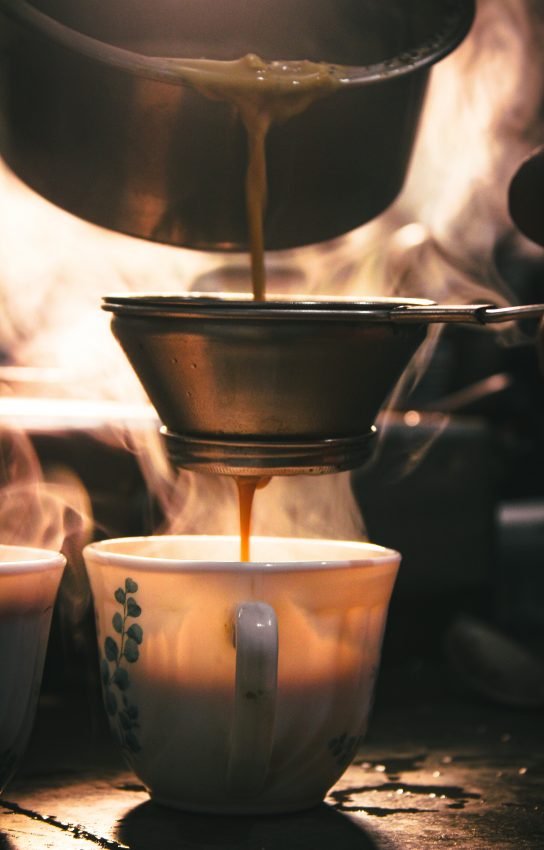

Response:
(227, 601), (278, 795)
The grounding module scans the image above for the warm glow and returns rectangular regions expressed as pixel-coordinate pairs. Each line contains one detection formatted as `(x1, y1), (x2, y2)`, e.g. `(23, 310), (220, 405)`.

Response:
(403, 410), (422, 428)
(0, 396), (157, 431)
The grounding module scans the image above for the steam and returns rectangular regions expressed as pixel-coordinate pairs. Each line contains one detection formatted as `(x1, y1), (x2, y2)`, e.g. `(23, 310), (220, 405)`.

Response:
(0, 428), (90, 549)
(252, 473), (365, 541)
(149, 465), (365, 543)
(0, 426), (93, 649)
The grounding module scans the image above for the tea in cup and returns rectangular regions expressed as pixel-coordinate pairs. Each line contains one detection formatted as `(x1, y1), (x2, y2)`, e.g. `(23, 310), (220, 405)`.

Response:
(0, 545), (65, 792)
(83, 535), (400, 813)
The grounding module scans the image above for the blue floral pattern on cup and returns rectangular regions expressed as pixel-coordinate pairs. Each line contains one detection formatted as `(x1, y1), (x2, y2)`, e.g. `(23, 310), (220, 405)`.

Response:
(100, 578), (143, 754)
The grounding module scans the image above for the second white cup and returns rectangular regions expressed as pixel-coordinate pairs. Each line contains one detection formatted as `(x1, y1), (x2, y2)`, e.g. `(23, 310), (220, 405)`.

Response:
(0, 544), (65, 793)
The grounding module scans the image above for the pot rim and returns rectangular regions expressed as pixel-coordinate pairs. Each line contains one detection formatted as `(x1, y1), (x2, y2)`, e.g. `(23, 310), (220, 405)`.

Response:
(1, 0), (475, 86)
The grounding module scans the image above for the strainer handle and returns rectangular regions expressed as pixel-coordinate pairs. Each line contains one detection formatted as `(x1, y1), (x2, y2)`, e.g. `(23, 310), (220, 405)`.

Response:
(388, 303), (544, 324)
(227, 602), (278, 795)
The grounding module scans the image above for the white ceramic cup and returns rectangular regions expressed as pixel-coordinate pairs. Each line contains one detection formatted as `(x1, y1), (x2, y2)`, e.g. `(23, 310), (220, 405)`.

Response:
(0, 545), (66, 792)
(83, 535), (400, 814)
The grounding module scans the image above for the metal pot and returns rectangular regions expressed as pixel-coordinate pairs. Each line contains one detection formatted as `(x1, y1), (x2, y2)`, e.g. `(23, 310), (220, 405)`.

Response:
(103, 294), (544, 475)
(0, 0), (474, 251)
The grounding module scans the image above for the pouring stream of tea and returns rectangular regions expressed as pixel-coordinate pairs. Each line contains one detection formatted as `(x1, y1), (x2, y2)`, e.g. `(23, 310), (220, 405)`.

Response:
(161, 54), (344, 300)
(236, 476), (272, 562)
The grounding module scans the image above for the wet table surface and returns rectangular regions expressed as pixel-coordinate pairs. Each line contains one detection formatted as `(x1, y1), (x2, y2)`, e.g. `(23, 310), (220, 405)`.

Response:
(1, 662), (543, 850)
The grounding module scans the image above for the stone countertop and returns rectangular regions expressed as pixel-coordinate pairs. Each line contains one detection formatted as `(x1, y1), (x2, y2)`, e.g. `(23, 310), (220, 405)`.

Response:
(1, 662), (543, 850)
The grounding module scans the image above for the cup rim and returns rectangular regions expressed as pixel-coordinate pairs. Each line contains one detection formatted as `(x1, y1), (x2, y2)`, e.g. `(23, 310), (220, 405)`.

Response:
(84, 535), (401, 573)
(0, 544), (66, 574)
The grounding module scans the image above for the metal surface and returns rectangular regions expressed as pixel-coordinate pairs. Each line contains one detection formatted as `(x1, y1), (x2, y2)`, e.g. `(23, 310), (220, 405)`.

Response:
(0, 0), (474, 251)
(105, 295), (430, 475)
